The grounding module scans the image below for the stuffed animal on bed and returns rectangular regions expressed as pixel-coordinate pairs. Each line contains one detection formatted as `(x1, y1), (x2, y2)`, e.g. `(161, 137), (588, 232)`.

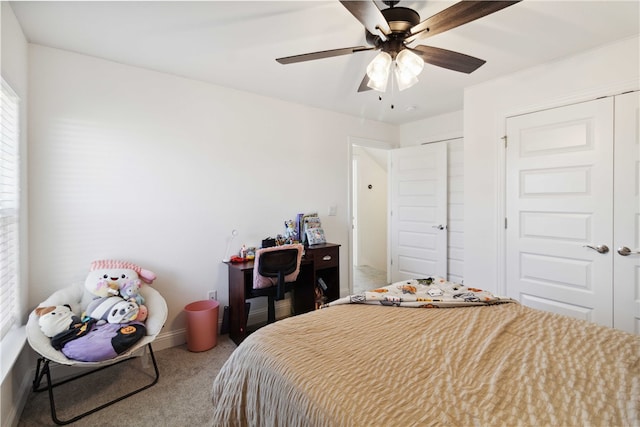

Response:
(35, 304), (82, 337)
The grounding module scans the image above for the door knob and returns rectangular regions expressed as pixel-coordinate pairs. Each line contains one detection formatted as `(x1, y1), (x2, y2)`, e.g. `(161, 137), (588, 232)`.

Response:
(617, 246), (640, 256)
(583, 244), (609, 254)
(432, 224), (446, 230)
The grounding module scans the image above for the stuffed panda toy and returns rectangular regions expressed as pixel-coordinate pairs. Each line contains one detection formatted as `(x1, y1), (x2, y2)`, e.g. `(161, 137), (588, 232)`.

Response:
(85, 296), (140, 324)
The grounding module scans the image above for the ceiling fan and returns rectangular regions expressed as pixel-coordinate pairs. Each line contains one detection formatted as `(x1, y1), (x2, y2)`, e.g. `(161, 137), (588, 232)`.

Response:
(276, 0), (521, 92)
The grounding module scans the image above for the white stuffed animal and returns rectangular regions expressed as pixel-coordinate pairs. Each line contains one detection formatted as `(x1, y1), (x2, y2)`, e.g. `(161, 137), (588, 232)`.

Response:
(35, 304), (80, 337)
(84, 260), (156, 298)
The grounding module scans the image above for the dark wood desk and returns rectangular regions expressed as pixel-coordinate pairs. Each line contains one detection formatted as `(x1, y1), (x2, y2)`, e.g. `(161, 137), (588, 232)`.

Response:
(226, 243), (340, 345)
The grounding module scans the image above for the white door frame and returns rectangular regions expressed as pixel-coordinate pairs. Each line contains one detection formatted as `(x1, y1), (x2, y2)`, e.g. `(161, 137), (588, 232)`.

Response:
(347, 136), (394, 295)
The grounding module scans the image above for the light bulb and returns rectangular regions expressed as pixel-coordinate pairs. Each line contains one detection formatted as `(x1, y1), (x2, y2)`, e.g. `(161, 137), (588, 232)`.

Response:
(394, 49), (423, 91)
(396, 49), (424, 76)
(395, 64), (419, 91)
(366, 52), (392, 92)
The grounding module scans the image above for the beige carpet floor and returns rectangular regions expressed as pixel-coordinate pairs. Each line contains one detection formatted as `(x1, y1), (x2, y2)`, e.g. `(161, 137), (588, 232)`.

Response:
(18, 335), (236, 427)
(352, 265), (387, 294)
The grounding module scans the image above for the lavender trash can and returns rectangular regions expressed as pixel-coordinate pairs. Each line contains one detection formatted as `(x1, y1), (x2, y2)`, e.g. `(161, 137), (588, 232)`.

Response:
(184, 300), (219, 352)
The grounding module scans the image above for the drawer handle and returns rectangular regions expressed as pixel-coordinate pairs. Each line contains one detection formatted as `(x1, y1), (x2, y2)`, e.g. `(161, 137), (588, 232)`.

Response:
(322, 255), (332, 261)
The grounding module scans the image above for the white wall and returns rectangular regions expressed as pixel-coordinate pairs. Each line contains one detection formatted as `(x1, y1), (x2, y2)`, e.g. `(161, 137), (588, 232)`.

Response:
(27, 44), (397, 342)
(464, 35), (640, 293)
(399, 110), (463, 147)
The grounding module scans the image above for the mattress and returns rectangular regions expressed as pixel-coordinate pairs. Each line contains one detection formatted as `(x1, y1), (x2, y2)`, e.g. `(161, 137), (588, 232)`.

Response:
(211, 301), (639, 426)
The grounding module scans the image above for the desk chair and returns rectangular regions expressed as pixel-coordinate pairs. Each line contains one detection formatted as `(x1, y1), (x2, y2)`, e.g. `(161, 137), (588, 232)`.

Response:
(251, 244), (304, 323)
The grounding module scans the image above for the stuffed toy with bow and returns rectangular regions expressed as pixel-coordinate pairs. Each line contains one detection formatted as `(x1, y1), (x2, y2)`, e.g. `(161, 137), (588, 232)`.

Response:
(84, 260), (156, 298)
(84, 260), (155, 322)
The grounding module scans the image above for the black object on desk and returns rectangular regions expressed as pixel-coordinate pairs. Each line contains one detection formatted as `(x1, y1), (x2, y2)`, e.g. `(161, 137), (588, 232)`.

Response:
(225, 243), (340, 345)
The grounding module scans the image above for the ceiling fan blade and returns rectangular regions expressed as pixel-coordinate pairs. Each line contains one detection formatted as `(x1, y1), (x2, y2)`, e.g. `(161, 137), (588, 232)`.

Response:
(357, 74), (373, 92)
(340, 1), (391, 38)
(276, 46), (374, 64)
(410, 45), (486, 74)
(406, 1), (521, 44)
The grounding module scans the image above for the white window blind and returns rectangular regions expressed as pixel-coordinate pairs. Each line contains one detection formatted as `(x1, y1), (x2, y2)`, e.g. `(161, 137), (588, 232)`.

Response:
(0, 78), (20, 340)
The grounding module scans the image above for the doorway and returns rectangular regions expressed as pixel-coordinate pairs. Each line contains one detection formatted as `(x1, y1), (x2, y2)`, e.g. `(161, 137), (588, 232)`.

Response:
(349, 138), (392, 294)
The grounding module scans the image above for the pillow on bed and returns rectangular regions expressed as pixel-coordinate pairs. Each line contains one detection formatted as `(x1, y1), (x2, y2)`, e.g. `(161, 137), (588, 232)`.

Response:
(60, 321), (146, 362)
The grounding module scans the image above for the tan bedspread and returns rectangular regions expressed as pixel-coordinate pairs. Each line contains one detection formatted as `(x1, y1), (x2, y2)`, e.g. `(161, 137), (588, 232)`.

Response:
(211, 303), (640, 426)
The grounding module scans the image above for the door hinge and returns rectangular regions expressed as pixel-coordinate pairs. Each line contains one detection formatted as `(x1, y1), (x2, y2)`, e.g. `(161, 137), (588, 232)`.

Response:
(505, 217), (508, 229)
(501, 135), (508, 148)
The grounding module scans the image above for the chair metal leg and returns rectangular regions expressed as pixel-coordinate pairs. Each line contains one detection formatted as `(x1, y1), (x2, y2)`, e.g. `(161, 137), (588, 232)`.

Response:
(31, 343), (160, 425)
(267, 296), (276, 323)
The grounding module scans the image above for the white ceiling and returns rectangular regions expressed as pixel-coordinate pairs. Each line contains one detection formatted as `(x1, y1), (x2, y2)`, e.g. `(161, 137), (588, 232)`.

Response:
(10, 0), (640, 125)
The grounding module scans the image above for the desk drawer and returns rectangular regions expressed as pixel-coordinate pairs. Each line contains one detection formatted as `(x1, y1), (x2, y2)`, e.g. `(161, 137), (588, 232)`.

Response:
(308, 246), (338, 268)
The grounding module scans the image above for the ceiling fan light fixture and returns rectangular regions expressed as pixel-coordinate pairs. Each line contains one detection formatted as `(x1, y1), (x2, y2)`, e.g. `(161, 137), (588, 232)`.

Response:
(275, 1), (522, 96)
(366, 74), (389, 92)
(366, 51), (392, 92)
(394, 65), (419, 91)
(396, 49), (424, 77)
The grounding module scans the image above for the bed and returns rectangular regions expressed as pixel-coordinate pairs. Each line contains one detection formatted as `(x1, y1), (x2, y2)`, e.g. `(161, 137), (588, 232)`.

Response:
(211, 278), (640, 426)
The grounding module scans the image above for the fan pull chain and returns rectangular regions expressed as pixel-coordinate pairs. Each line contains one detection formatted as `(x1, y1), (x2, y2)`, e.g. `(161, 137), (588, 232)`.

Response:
(377, 95), (395, 110)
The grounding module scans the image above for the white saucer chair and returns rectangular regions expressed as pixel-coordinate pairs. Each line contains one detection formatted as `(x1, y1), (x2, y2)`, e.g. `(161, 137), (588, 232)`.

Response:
(26, 281), (168, 425)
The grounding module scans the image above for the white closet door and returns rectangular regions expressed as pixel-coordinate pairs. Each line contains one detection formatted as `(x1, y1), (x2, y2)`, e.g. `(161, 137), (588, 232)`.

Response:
(506, 97), (614, 327)
(614, 91), (640, 334)
(390, 144), (447, 282)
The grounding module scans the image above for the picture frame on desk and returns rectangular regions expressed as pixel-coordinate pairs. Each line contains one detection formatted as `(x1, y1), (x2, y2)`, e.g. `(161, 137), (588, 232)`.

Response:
(300, 212), (320, 244)
(305, 227), (326, 245)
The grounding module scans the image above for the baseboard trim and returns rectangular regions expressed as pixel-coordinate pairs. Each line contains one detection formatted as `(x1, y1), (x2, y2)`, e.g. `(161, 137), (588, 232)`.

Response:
(154, 328), (186, 351)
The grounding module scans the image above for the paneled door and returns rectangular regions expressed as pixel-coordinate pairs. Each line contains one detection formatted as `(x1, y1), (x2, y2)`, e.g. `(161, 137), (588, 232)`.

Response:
(390, 143), (447, 282)
(505, 97), (614, 327)
(613, 91), (640, 334)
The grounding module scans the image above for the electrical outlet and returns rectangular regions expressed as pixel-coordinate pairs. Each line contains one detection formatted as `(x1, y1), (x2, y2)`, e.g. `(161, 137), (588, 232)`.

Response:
(207, 290), (217, 300)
